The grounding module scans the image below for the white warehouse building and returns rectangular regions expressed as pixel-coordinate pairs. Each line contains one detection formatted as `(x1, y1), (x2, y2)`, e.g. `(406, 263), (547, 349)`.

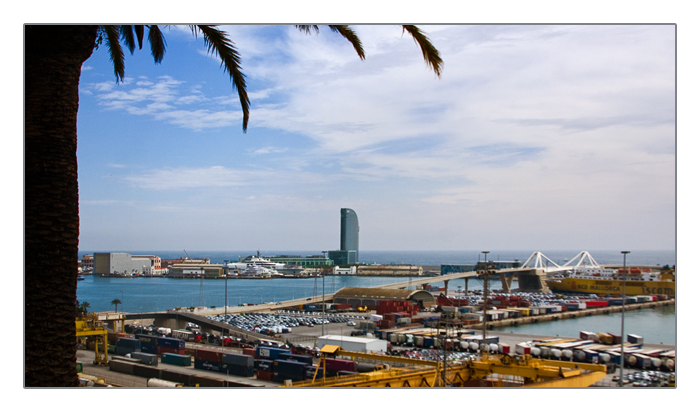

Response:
(93, 252), (156, 276)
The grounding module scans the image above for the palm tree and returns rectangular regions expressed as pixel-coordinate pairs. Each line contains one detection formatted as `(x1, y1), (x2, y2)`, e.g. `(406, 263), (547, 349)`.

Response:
(24, 24), (442, 387)
(111, 299), (122, 312)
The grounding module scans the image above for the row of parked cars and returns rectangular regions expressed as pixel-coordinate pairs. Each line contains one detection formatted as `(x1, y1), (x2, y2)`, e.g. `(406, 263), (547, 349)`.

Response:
(207, 311), (365, 335)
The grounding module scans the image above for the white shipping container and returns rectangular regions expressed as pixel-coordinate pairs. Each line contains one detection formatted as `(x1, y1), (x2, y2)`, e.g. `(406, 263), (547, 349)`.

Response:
(318, 335), (388, 353)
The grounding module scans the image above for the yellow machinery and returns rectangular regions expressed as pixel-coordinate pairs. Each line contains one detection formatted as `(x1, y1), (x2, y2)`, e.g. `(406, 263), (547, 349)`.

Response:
(75, 313), (109, 366)
(289, 345), (607, 388)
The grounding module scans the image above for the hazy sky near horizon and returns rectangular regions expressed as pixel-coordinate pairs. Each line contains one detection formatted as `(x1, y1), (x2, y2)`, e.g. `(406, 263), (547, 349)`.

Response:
(75, 24), (675, 252)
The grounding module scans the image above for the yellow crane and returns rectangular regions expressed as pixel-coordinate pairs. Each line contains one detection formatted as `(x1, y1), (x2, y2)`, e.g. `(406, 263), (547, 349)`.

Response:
(288, 345), (607, 388)
(75, 313), (109, 366)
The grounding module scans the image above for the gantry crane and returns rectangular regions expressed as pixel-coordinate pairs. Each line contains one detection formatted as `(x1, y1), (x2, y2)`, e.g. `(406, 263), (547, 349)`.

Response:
(289, 345), (607, 388)
(75, 313), (109, 366)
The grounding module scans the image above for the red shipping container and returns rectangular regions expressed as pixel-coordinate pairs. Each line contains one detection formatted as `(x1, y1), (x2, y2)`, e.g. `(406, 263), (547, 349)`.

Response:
(256, 370), (273, 381)
(243, 348), (256, 358)
(324, 358), (355, 372)
(194, 349), (224, 363)
(157, 346), (186, 356)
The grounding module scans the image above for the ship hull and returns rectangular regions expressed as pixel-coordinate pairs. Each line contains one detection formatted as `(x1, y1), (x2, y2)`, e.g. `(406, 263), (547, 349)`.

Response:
(545, 278), (675, 298)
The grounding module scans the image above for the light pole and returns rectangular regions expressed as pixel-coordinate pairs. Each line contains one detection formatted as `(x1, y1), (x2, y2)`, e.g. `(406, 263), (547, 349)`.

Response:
(224, 260), (229, 317)
(619, 250), (630, 387)
(481, 251), (490, 356)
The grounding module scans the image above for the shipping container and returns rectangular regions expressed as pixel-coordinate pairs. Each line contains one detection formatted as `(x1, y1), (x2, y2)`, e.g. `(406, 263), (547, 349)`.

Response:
(131, 352), (159, 366)
(194, 359), (228, 373)
(256, 369), (273, 381)
(194, 349), (224, 363)
(157, 337), (186, 349)
(157, 346), (186, 356)
(256, 346), (292, 360)
(515, 343), (531, 355)
(324, 358), (355, 373)
(278, 353), (313, 365)
(109, 359), (135, 374)
(162, 353), (192, 367)
(140, 344), (157, 355)
(222, 353), (254, 367)
(627, 334), (644, 344)
(116, 337), (141, 348)
(132, 363), (161, 379)
(254, 359), (274, 372)
(135, 334), (158, 346)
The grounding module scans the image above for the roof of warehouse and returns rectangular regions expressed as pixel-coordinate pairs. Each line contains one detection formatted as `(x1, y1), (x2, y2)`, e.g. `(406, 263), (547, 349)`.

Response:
(333, 287), (434, 301)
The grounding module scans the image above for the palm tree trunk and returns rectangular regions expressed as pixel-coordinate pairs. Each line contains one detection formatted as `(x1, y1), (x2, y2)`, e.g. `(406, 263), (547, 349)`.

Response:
(25, 25), (97, 387)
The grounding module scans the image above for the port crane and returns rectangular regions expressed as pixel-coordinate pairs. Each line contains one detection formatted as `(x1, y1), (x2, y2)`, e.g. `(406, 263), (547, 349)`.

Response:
(289, 345), (607, 387)
(75, 313), (109, 366)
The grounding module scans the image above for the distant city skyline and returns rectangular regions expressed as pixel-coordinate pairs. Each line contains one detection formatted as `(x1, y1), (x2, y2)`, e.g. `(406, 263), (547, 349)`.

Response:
(67, 24), (675, 252)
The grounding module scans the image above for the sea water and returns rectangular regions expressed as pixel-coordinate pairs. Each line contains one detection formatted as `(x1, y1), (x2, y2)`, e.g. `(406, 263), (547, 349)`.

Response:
(77, 249), (676, 344)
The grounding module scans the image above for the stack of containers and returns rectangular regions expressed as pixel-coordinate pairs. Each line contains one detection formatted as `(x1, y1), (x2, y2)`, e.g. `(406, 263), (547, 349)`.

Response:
(255, 359), (274, 381)
(135, 334), (158, 354)
(272, 359), (308, 383)
(131, 351), (159, 366)
(156, 337), (186, 355)
(222, 353), (255, 377)
(193, 348), (224, 373)
(376, 300), (418, 316)
(115, 338), (141, 357)
(323, 359), (355, 377)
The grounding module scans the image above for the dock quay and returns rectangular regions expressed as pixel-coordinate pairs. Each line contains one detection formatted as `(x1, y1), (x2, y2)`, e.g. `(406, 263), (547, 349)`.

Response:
(471, 299), (675, 330)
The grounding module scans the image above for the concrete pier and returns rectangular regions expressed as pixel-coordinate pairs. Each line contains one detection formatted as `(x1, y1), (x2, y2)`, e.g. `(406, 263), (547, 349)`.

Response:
(469, 299), (675, 330)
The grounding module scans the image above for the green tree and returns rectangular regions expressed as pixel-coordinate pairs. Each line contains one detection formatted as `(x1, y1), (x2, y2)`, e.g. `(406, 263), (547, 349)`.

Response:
(111, 299), (122, 312)
(75, 300), (90, 318)
(25, 24), (441, 387)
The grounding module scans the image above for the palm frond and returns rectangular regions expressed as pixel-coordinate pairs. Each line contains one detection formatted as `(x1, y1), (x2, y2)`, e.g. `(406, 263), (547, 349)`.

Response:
(134, 25), (145, 50)
(194, 25), (250, 131)
(401, 25), (443, 77)
(295, 25), (320, 35)
(328, 25), (365, 60)
(102, 25), (125, 82)
(147, 25), (166, 64)
(120, 26), (136, 54)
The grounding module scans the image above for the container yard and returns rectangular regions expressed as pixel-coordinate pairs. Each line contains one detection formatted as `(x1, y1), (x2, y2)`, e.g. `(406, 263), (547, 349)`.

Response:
(76, 287), (675, 388)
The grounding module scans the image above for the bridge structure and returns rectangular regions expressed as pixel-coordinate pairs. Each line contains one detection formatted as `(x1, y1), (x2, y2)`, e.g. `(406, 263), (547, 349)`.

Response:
(123, 251), (604, 333)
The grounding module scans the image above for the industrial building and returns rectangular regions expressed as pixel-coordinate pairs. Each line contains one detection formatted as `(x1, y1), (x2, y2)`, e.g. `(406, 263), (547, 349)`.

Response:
(332, 287), (436, 308)
(328, 208), (359, 265)
(168, 263), (223, 278)
(93, 253), (155, 276)
(266, 255), (334, 268)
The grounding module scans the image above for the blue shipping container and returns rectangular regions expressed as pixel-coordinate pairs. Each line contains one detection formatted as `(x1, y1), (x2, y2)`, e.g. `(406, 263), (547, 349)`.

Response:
(222, 353), (254, 367)
(157, 337), (186, 349)
(116, 338), (141, 348)
(140, 344), (157, 355)
(254, 359), (274, 371)
(273, 359), (307, 376)
(162, 353), (192, 366)
(256, 346), (291, 360)
(278, 353), (313, 365)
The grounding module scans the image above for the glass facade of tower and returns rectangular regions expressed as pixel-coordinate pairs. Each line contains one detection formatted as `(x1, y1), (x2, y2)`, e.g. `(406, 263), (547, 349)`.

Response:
(337, 208), (359, 264)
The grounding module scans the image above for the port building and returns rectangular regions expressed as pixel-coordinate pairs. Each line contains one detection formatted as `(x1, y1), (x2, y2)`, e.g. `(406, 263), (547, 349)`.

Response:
(332, 287), (435, 308)
(93, 253), (154, 275)
(329, 208), (359, 265)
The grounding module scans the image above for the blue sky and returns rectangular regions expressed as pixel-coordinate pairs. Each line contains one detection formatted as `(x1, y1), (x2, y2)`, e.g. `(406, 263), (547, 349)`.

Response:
(73, 24), (677, 252)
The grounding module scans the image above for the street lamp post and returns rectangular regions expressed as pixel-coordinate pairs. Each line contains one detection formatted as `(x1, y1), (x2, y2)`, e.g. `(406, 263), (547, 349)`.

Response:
(224, 260), (229, 317)
(619, 251), (630, 387)
(481, 251), (490, 356)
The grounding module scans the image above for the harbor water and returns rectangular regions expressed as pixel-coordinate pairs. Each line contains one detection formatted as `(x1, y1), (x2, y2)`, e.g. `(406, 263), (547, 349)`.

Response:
(77, 249), (676, 344)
